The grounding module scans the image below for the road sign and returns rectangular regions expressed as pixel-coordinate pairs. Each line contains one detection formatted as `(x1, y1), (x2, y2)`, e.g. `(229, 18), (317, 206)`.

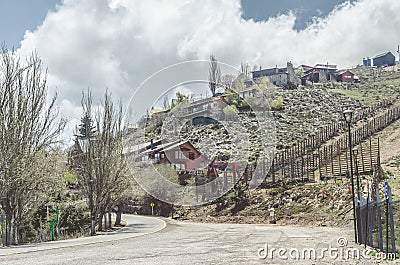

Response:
(150, 202), (155, 207)
(384, 180), (389, 200)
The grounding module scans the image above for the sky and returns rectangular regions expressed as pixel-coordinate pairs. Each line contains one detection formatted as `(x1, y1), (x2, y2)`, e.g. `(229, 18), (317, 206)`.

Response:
(1, 0), (400, 143)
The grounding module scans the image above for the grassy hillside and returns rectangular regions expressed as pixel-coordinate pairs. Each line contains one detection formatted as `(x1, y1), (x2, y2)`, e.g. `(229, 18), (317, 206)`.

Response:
(171, 65), (400, 226)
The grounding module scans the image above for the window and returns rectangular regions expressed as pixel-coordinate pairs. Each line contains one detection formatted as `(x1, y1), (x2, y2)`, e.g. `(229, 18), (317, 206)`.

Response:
(174, 150), (184, 159)
(174, 163), (186, 170)
(188, 152), (195, 160)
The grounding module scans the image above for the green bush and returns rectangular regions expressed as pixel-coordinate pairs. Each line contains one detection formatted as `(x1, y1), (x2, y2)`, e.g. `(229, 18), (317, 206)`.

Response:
(223, 105), (239, 119)
(270, 96), (284, 110)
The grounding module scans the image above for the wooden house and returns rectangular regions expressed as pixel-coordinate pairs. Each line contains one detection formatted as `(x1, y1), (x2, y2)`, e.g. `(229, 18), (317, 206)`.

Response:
(336, 70), (359, 83)
(372, 52), (395, 67)
(138, 140), (207, 171)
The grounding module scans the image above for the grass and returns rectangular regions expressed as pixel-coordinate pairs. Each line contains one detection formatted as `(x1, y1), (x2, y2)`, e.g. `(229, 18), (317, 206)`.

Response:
(328, 88), (365, 101)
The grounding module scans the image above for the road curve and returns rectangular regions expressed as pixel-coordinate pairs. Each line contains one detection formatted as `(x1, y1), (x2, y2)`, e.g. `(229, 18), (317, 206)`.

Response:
(0, 218), (372, 264)
(0, 214), (165, 256)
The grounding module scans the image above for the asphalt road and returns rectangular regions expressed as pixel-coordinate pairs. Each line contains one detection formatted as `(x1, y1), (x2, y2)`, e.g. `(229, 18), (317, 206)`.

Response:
(0, 216), (380, 264)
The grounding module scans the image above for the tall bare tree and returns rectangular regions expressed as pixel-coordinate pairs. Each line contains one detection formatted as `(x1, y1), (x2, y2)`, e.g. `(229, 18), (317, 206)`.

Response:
(208, 54), (221, 97)
(0, 47), (66, 244)
(74, 90), (128, 233)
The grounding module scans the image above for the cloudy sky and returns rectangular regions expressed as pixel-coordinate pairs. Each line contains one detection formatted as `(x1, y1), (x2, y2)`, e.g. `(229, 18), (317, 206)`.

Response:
(1, 0), (399, 142)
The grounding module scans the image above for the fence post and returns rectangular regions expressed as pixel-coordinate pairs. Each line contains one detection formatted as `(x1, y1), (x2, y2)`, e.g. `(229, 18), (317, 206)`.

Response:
(376, 187), (384, 252)
(387, 185), (396, 255)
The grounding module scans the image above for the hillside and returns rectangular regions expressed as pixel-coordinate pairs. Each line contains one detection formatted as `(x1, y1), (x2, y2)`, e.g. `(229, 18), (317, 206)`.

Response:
(169, 65), (400, 226)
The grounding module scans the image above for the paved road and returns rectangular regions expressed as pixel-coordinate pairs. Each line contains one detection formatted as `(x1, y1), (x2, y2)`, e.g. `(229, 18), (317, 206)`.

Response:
(0, 216), (379, 264)
(0, 215), (165, 256)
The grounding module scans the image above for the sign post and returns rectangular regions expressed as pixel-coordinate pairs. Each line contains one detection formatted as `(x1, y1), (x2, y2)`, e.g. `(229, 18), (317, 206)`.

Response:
(50, 220), (57, 241)
(150, 202), (155, 216)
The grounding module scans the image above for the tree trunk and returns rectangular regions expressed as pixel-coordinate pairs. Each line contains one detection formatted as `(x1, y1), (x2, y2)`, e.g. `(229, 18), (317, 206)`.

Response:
(108, 212), (112, 229)
(98, 213), (103, 231)
(10, 215), (16, 245)
(115, 202), (123, 226)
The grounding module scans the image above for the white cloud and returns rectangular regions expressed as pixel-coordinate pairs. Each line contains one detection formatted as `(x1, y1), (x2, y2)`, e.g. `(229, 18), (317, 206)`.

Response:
(17, 0), (400, 141)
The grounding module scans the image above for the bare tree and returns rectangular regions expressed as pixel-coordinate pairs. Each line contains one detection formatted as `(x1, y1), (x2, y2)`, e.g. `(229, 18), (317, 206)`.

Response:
(208, 54), (221, 97)
(0, 47), (66, 244)
(162, 95), (170, 110)
(221, 74), (235, 90)
(240, 62), (249, 76)
(74, 90), (128, 233)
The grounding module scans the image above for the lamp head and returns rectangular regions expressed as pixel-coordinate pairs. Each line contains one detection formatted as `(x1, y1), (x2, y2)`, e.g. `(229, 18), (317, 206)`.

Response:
(342, 109), (353, 124)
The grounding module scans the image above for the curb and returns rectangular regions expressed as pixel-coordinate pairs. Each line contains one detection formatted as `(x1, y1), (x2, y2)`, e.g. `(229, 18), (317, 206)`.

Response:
(0, 215), (166, 256)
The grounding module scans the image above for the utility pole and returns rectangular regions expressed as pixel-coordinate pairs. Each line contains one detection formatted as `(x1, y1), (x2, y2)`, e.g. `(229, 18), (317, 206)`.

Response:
(397, 45), (400, 65)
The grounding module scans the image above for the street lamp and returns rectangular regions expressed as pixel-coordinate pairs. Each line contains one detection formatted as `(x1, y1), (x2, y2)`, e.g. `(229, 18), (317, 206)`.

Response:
(352, 147), (361, 195)
(77, 137), (95, 236)
(352, 147), (362, 244)
(343, 109), (358, 243)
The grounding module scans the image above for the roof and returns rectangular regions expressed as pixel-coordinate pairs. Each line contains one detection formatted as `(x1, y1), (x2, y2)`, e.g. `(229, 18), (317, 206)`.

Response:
(251, 66), (288, 76)
(373, 51), (394, 59)
(148, 109), (168, 116)
(313, 64), (337, 70)
(162, 141), (195, 152)
(139, 139), (200, 155)
(140, 140), (179, 155)
(337, 70), (354, 75)
(123, 139), (162, 154)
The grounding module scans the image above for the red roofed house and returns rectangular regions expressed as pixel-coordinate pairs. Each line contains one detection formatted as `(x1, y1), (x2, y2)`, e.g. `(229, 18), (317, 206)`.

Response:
(336, 70), (359, 83)
(138, 140), (207, 171)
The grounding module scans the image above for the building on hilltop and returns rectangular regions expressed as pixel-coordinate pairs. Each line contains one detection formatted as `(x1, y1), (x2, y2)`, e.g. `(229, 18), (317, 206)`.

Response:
(301, 63), (337, 85)
(372, 52), (395, 67)
(362, 57), (372, 67)
(251, 62), (299, 88)
(125, 139), (207, 171)
(336, 70), (359, 83)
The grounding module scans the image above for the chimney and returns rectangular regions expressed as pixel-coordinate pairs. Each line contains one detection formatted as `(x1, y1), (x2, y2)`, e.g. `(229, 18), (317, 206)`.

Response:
(150, 139), (154, 149)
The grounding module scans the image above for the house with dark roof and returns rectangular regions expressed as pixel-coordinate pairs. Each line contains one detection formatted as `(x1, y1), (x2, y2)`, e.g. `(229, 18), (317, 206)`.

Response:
(251, 62), (299, 88)
(301, 63), (337, 85)
(136, 140), (207, 171)
(372, 52), (395, 67)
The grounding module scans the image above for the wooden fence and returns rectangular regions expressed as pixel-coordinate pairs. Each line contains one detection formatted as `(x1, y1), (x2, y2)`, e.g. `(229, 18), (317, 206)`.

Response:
(258, 101), (400, 183)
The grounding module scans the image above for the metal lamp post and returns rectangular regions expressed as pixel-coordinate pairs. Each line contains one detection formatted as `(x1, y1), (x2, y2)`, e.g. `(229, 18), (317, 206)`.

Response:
(353, 147), (362, 244)
(78, 137), (95, 236)
(343, 109), (358, 243)
(352, 147), (361, 195)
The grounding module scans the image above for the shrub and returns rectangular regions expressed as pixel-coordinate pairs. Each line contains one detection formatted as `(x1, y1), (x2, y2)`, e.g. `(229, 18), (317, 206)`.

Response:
(270, 96), (284, 110)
